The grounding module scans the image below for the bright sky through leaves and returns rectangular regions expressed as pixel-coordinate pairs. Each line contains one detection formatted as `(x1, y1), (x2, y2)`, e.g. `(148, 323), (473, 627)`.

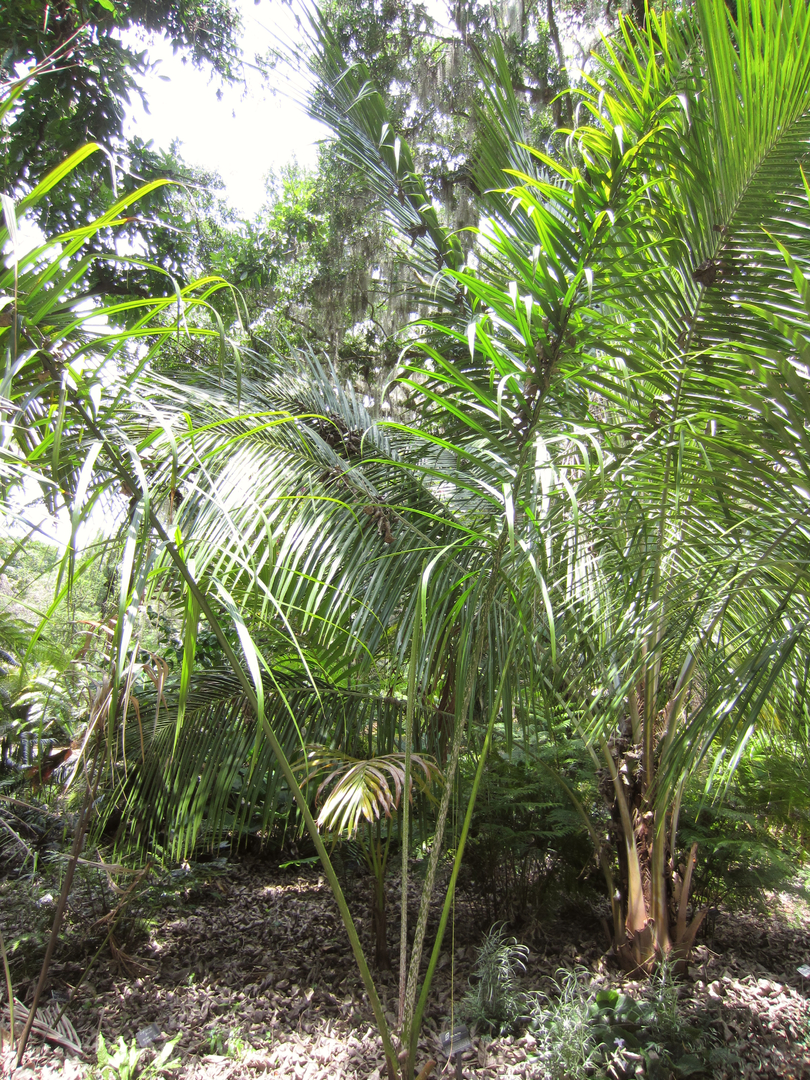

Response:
(124, 0), (327, 216)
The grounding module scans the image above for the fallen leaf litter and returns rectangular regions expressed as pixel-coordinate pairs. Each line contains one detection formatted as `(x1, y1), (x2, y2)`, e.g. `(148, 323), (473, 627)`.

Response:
(1, 856), (808, 1078)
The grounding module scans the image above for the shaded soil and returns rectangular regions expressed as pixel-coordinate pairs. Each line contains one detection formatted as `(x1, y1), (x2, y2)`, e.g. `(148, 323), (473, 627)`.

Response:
(2, 854), (809, 1079)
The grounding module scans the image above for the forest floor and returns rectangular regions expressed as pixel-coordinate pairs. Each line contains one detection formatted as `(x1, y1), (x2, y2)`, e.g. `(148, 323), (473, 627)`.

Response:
(2, 852), (810, 1079)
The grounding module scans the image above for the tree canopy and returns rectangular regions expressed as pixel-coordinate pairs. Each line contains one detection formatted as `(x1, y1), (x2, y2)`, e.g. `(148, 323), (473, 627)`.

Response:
(0, 0), (242, 193)
(0, 0), (243, 298)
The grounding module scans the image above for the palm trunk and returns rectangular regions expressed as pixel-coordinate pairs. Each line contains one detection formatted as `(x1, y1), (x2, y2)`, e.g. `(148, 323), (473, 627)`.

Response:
(399, 620), (420, 1022)
(373, 877), (390, 970)
(609, 673), (706, 970)
(370, 821), (391, 970)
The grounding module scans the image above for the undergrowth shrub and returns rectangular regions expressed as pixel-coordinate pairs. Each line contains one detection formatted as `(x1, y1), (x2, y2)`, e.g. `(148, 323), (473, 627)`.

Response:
(527, 959), (739, 1079)
(460, 745), (599, 923)
(459, 923), (530, 1034)
(678, 782), (801, 912)
(736, 742), (810, 861)
(528, 967), (600, 1080)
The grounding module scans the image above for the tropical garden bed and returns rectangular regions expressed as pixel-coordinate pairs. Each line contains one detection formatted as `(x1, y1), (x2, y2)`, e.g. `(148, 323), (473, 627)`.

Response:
(2, 853), (809, 1080)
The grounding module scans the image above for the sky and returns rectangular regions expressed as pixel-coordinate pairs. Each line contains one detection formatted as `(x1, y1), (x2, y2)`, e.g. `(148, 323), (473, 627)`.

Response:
(124, 0), (328, 217)
(4, 1), (328, 549)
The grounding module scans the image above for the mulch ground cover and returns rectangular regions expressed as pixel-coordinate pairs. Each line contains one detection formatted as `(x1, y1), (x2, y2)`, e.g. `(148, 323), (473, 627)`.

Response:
(2, 853), (809, 1079)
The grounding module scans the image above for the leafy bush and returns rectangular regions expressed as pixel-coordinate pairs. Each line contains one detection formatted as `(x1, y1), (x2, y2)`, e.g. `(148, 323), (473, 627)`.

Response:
(527, 961), (737, 1080)
(461, 746), (598, 923)
(528, 967), (601, 1080)
(736, 739), (810, 856)
(678, 785), (800, 912)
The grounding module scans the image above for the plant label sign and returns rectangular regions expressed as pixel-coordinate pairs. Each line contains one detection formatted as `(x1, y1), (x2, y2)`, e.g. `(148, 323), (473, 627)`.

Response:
(440, 1025), (473, 1057)
(136, 1023), (162, 1048)
(798, 965), (810, 979)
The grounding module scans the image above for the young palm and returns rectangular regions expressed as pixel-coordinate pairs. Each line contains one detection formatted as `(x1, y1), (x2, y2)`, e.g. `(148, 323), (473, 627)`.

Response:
(296, 746), (442, 969)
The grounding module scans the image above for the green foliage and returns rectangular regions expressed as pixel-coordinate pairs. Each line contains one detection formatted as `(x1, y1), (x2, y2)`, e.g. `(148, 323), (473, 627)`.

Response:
(459, 922), (530, 1035)
(0, 91), (238, 822)
(316, 0), (575, 198)
(678, 786), (801, 911)
(204, 1026), (248, 1059)
(195, 157), (398, 380)
(0, 57), (406, 1080)
(0, 535), (115, 640)
(589, 961), (734, 1078)
(529, 963), (729, 1080)
(0, 0), (241, 191)
(96, 1032), (142, 1080)
(292, 0), (616, 390)
(0, 538), (100, 779)
(735, 734), (810, 853)
(94, 1031), (181, 1080)
(300, 746), (441, 837)
(0, 2), (242, 301)
(462, 745), (597, 921)
(294, 744), (443, 966)
(7, 2), (810, 1073)
(528, 968), (602, 1080)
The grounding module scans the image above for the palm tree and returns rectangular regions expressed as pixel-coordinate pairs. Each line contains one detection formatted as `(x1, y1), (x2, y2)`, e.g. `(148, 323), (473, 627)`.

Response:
(296, 745), (442, 969)
(119, 0), (810, 1055)
(294, 0), (810, 1017)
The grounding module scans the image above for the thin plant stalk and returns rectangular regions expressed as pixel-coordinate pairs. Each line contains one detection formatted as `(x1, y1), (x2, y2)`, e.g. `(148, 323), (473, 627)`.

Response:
(156, 522), (399, 1073)
(399, 617), (420, 1025)
(16, 730), (104, 1064)
(408, 638), (517, 1064)
(401, 356), (563, 1059)
(1, 925), (13, 1054)
(400, 537), (507, 1060)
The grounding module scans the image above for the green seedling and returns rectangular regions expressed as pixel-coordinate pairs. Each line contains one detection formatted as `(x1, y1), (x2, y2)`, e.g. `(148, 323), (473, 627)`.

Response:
(95, 1032), (181, 1080)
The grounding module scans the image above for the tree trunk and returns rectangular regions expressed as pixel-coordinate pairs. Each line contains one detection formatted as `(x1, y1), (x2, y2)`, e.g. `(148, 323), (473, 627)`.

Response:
(606, 741), (706, 973)
(630, 0), (647, 27)
(372, 877), (390, 970)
